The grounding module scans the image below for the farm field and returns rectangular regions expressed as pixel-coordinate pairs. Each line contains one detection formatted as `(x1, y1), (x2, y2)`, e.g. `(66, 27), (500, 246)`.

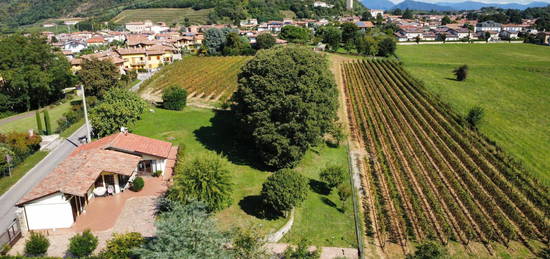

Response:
(397, 44), (550, 186)
(111, 8), (211, 25)
(341, 59), (549, 257)
(139, 56), (251, 104)
(131, 107), (356, 247)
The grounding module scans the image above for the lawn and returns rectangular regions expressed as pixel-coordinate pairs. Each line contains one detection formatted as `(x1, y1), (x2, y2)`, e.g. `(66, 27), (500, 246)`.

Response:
(139, 56), (251, 103)
(0, 99), (77, 134)
(397, 44), (550, 186)
(0, 151), (48, 195)
(111, 8), (212, 25)
(131, 107), (357, 247)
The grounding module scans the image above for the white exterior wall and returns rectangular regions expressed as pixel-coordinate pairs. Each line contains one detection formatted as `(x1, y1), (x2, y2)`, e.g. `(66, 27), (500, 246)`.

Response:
(141, 154), (167, 174)
(24, 193), (74, 230)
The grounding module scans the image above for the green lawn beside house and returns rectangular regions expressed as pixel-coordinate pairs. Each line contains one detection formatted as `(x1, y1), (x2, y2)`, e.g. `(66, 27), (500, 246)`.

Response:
(131, 107), (357, 247)
(0, 99), (77, 134)
(397, 43), (550, 186)
(0, 151), (48, 196)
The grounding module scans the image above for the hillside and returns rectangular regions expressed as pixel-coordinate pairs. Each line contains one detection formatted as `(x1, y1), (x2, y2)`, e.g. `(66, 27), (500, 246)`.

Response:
(397, 44), (550, 186)
(112, 8), (212, 25)
(394, 0), (454, 11)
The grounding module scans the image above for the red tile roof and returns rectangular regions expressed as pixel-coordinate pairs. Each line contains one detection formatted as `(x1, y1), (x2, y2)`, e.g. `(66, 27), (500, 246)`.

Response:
(19, 150), (140, 204)
(18, 133), (174, 205)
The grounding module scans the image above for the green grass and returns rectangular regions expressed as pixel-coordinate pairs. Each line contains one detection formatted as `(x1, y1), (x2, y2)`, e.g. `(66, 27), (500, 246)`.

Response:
(111, 8), (212, 25)
(131, 107), (356, 247)
(0, 99), (78, 134)
(397, 44), (550, 186)
(0, 151), (48, 196)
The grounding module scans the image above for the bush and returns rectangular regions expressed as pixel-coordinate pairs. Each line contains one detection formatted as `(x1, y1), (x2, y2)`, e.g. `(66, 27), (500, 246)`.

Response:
(453, 65), (468, 81)
(0, 146), (16, 176)
(407, 241), (448, 259)
(465, 106), (484, 127)
(130, 177), (144, 192)
(43, 110), (52, 135)
(35, 111), (43, 134)
(152, 170), (162, 177)
(24, 232), (50, 256)
(168, 152), (233, 212)
(261, 169), (308, 214)
(100, 232), (144, 259)
(0, 132), (42, 158)
(232, 226), (269, 259)
(283, 239), (320, 259)
(337, 185), (352, 212)
(319, 165), (346, 190)
(68, 230), (98, 258)
(162, 86), (187, 111)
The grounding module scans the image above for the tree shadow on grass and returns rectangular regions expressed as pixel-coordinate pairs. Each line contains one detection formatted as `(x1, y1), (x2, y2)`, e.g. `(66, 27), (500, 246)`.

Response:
(445, 77), (458, 81)
(193, 110), (270, 171)
(309, 178), (330, 195)
(321, 197), (345, 213)
(239, 195), (282, 220)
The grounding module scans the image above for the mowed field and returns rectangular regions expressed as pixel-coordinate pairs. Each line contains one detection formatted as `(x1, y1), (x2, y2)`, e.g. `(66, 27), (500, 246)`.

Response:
(397, 44), (550, 186)
(342, 59), (548, 257)
(140, 56), (251, 103)
(111, 8), (211, 25)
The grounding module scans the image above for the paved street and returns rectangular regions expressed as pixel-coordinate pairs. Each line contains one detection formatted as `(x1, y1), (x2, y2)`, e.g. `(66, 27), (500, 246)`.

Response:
(0, 125), (88, 233)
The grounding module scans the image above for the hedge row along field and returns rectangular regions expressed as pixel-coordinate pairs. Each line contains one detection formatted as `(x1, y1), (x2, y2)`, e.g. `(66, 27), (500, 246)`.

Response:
(140, 56), (251, 102)
(341, 60), (549, 255)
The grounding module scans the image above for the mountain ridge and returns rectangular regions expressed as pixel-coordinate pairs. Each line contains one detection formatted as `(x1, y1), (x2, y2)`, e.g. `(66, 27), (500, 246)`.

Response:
(360, 0), (550, 10)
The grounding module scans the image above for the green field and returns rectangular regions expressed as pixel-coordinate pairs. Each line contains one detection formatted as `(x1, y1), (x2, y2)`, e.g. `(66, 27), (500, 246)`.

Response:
(132, 107), (357, 247)
(0, 99), (77, 134)
(140, 56), (251, 103)
(397, 44), (550, 186)
(111, 8), (211, 25)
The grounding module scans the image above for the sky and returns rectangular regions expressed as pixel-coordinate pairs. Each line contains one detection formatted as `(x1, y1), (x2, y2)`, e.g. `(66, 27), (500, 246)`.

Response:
(387, 0), (550, 3)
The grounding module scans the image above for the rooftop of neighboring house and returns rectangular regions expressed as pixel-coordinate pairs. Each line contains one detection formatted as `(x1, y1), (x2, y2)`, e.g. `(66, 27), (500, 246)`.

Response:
(477, 20), (501, 27)
(87, 36), (105, 44)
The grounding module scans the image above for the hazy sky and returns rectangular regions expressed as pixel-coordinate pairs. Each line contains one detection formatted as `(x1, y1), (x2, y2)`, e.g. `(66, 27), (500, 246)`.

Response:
(387, 0), (550, 3)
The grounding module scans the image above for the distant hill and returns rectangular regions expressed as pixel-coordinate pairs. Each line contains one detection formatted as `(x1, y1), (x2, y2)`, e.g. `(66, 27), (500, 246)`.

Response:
(393, 0), (454, 11)
(436, 1), (549, 10)
(361, 0), (396, 10)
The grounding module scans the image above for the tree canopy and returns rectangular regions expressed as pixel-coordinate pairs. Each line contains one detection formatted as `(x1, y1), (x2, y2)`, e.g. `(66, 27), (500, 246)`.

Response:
(77, 58), (120, 98)
(232, 46), (338, 169)
(89, 88), (147, 137)
(168, 152), (233, 212)
(255, 33), (276, 50)
(261, 169), (309, 214)
(0, 34), (74, 112)
(134, 201), (232, 259)
(280, 25), (311, 44)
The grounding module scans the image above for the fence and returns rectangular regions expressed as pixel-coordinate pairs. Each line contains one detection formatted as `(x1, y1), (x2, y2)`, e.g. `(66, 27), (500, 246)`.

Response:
(0, 218), (21, 252)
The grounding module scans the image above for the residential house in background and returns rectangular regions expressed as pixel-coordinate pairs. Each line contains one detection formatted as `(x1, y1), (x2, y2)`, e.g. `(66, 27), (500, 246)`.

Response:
(475, 20), (502, 33)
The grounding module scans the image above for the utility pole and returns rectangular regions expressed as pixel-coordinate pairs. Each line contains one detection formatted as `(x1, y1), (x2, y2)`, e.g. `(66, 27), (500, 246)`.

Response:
(80, 84), (92, 143)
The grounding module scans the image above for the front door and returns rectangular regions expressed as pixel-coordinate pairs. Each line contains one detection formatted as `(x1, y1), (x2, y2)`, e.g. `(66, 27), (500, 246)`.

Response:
(139, 160), (153, 173)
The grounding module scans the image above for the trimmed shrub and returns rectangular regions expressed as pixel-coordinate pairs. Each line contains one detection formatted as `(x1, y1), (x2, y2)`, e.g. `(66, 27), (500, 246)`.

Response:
(453, 64), (468, 81)
(162, 86), (187, 111)
(35, 111), (43, 134)
(152, 170), (162, 177)
(283, 239), (320, 259)
(407, 241), (449, 259)
(130, 177), (144, 192)
(68, 230), (98, 258)
(261, 169), (308, 214)
(465, 106), (484, 127)
(24, 232), (50, 256)
(43, 110), (52, 135)
(100, 232), (144, 259)
(319, 165), (346, 190)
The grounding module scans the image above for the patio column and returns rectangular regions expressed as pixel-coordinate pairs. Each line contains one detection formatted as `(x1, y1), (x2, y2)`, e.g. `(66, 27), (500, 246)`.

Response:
(114, 175), (120, 193)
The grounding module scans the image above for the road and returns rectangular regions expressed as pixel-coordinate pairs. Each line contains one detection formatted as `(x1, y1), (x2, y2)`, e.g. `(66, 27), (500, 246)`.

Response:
(0, 125), (88, 232)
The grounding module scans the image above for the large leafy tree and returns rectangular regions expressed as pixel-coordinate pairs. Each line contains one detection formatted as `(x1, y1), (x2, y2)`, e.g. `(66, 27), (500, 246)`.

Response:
(204, 28), (226, 55)
(340, 22), (359, 44)
(232, 46), (338, 169)
(168, 152), (233, 212)
(77, 58), (120, 98)
(261, 169), (308, 214)
(280, 25), (311, 44)
(318, 26), (342, 50)
(255, 33), (276, 50)
(89, 88), (147, 137)
(134, 201), (232, 259)
(0, 34), (74, 112)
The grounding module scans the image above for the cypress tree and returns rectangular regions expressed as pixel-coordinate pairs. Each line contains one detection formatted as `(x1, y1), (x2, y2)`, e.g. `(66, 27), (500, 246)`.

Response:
(43, 109), (52, 135)
(35, 110), (43, 134)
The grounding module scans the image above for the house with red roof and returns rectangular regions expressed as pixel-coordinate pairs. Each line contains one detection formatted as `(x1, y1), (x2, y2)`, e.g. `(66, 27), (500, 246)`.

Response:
(17, 132), (177, 230)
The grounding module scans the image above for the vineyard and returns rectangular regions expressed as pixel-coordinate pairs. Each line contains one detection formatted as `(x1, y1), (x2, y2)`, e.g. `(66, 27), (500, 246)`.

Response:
(140, 56), (251, 103)
(341, 59), (549, 255)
